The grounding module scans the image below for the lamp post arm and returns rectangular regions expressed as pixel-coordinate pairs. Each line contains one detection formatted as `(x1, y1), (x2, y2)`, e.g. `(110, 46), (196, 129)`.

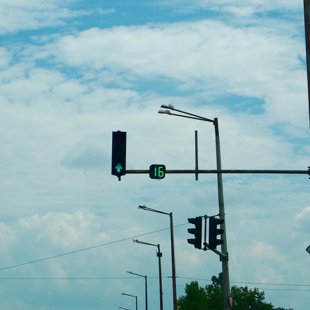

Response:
(133, 239), (157, 248)
(138, 205), (169, 216)
(160, 105), (214, 122)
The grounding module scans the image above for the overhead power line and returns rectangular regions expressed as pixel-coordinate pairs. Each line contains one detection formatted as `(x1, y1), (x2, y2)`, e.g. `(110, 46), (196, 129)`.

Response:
(1, 224), (309, 292)
(176, 276), (310, 292)
(0, 223), (188, 272)
(177, 276), (310, 287)
(0, 275), (309, 292)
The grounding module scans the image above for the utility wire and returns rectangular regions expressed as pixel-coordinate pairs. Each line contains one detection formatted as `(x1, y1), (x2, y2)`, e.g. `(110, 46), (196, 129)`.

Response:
(0, 276), (160, 280)
(177, 276), (310, 287)
(1, 224), (308, 292)
(1, 275), (309, 287)
(0, 223), (188, 272)
(0, 275), (309, 292)
(176, 276), (310, 292)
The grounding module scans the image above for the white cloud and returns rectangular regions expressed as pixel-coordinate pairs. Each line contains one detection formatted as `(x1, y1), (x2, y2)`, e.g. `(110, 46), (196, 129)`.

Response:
(0, 0), (112, 34)
(61, 137), (107, 170)
(42, 19), (306, 127)
(0, 224), (16, 262)
(249, 241), (285, 263)
(17, 210), (110, 249)
(0, 2), (309, 309)
(159, 0), (301, 17)
(0, 48), (11, 68)
(50, 21), (298, 84)
(294, 206), (310, 233)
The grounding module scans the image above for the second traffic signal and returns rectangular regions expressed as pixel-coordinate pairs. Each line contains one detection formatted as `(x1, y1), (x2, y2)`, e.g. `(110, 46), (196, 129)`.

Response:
(208, 217), (224, 250)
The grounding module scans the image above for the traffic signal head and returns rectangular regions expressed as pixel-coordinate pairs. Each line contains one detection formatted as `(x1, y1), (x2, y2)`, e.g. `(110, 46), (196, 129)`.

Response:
(187, 216), (202, 249)
(208, 217), (224, 250)
(111, 131), (127, 180)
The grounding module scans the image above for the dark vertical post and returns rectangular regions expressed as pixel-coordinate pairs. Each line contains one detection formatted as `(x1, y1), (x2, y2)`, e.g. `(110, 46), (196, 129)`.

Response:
(135, 295), (138, 310)
(195, 130), (199, 180)
(304, 0), (310, 125)
(203, 215), (207, 250)
(157, 244), (164, 310)
(214, 118), (231, 310)
(145, 275), (148, 310)
(169, 212), (177, 310)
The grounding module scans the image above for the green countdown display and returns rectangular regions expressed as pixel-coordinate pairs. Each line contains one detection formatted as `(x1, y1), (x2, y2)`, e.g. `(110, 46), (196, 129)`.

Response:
(149, 164), (166, 179)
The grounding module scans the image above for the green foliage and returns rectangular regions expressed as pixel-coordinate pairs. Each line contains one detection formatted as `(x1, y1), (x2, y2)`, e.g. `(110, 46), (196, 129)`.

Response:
(178, 281), (207, 310)
(204, 274), (224, 309)
(231, 286), (273, 310)
(177, 273), (292, 310)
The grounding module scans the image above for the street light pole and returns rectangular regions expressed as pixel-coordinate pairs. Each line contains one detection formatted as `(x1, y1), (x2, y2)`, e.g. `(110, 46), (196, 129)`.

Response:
(133, 239), (164, 310)
(304, 0), (310, 125)
(159, 105), (231, 310)
(127, 271), (148, 310)
(138, 205), (177, 310)
(122, 293), (138, 310)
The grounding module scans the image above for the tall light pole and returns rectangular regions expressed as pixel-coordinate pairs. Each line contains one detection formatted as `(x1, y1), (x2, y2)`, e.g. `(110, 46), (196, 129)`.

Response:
(127, 271), (148, 310)
(159, 104), (231, 310)
(304, 0), (310, 125)
(122, 293), (138, 310)
(138, 205), (177, 310)
(133, 239), (164, 310)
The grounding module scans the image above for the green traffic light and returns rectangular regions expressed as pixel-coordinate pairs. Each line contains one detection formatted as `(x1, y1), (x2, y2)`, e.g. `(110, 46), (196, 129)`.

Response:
(115, 163), (123, 173)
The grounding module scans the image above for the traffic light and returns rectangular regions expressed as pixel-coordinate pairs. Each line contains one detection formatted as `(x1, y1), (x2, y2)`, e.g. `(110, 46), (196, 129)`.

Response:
(111, 131), (126, 180)
(187, 216), (202, 249)
(208, 217), (224, 250)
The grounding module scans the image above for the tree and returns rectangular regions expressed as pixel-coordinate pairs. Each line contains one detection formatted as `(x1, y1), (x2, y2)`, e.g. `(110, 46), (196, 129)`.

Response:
(231, 286), (273, 310)
(178, 274), (292, 310)
(204, 274), (224, 309)
(178, 281), (207, 310)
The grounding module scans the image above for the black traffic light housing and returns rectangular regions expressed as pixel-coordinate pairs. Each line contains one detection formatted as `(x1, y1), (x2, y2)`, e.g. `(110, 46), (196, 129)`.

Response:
(187, 216), (202, 249)
(208, 217), (224, 250)
(111, 131), (127, 180)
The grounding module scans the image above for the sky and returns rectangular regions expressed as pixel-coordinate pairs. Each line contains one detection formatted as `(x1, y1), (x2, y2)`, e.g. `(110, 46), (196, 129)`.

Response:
(0, 0), (309, 309)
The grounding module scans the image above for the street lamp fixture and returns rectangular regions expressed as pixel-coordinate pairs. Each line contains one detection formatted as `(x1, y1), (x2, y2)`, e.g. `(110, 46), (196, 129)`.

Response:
(159, 104), (214, 122)
(158, 109), (171, 115)
(138, 205), (177, 310)
(127, 271), (148, 310)
(158, 104), (231, 310)
(121, 293), (138, 310)
(133, 239), (164, 310)
(118, 307), (130, 310)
